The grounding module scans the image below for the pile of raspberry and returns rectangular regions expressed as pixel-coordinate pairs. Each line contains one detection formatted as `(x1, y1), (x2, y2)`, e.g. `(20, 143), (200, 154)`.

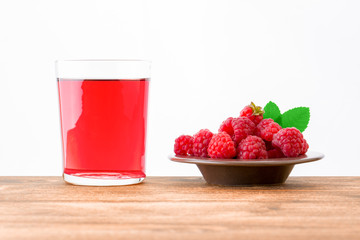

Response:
(174, 102), (309, 160)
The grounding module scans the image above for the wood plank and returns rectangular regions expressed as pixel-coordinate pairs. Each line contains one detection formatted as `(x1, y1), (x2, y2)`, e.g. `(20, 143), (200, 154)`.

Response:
(0, 177), (359, 240)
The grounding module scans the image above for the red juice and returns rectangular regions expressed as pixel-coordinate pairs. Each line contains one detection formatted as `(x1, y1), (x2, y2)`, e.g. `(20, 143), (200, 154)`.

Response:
(58, 79), (149, 180)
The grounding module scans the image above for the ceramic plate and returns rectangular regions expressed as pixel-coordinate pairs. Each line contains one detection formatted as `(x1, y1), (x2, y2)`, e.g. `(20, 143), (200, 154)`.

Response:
(169, 152), (324, 186)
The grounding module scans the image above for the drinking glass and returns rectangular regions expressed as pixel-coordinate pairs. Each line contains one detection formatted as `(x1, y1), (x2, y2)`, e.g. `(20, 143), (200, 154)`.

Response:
(56, 60), (150, 186)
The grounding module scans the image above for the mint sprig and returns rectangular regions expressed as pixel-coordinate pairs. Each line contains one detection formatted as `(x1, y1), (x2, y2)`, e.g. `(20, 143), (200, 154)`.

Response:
(281, 107), (310, 132)
(263, 101), (281, 123)
(263, 101), (310, 132)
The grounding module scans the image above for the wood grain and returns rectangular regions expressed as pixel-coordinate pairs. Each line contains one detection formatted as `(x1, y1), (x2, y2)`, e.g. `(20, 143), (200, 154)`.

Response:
(0, 177), (359, 240)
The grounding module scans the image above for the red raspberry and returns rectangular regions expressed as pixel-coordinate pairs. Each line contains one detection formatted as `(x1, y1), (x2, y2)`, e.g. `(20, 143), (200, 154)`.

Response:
(300, 138), (309, 155)
(255, 119), (282, 141)
(174, 135), (194, 156)
(240, 102), (264, 125)
(237, 135), (268, 159)
(231, 117), (256, 145)
(193, 129), (214, 157)
(272, 128), (306, 157)
(218, 117), (234, 136)
(207, 132), (236, 159)
(267, 148), (285, 158)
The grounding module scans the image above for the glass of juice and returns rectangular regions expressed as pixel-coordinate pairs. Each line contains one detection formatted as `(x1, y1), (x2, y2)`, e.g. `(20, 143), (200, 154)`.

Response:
(56, 60), (150, 186)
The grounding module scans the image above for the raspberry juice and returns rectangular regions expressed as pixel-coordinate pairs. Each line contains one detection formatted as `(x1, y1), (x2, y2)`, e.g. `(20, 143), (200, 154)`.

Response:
(57, 79), (149, 181)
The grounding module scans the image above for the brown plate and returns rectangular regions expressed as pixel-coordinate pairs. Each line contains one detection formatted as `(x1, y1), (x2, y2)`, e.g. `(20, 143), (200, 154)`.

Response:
(169, 151), (324, 186)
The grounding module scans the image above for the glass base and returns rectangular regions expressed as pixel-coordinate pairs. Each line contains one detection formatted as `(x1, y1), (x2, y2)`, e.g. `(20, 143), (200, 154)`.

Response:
(63, 173), (145, 186)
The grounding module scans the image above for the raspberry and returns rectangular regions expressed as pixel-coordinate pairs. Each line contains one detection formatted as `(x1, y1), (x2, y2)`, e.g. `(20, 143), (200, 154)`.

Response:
(267, 148), (285, 158)
(255, 119), (282, 141)
(174, 135), (194, 156)
(231, 117), (256, 145)
(272, 128), (306, 157)
(193, 129), (214, 157)
(218, 117), (234, 136)
(218, 117), (254, 145)
(240, 102), (264, 125)
(237, 135), (268, 159)
(207, 132), (236, 159)
(300, 138), (309, 155)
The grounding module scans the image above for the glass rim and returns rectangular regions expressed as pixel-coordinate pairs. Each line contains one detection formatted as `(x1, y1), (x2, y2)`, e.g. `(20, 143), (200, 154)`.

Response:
(55, 59), (151, 79)
(55, 59), (151, 63)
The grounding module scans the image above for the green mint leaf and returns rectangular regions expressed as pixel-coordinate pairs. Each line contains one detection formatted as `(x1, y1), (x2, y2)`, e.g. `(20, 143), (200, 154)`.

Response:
(280, 107), (310, 132)
(263, 101), (281, 124)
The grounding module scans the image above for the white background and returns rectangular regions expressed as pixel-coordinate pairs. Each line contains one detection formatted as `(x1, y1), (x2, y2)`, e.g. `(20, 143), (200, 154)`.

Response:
(0, 0), (359, 176)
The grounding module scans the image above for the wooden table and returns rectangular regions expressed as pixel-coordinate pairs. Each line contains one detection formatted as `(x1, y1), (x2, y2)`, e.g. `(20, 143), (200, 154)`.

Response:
(0, 177), (359, 239)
